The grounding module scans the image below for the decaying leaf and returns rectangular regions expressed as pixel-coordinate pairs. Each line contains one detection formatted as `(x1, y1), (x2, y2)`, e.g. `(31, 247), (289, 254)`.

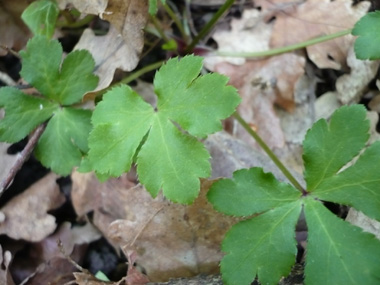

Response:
(264, 0), (370, 69)
(0, 142), (18, 183)
(0, 0), (31, 55)
(0, 173), (65, 241)
(336, 47), (379, 104)
(0, 245), (14, 285)
(346, 208), (380, 240)
(212, 53), (305, 148)
(58, 0), (108, 15)
(71, 172), (239, 282)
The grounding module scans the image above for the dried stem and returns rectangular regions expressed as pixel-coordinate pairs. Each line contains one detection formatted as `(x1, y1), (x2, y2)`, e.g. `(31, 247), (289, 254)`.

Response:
(0, 123), (46, 197)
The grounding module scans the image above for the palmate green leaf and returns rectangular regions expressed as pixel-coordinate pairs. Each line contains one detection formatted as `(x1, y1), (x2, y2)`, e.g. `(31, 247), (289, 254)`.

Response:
(207, 168), (301, 216)
(221, 201), (302, 285)
(303, 105), (369, 190)
(85, 55), (240, 203)
(304, 197), (380, 285)
(21, 0), (59, 38)
(352, 11), (380, 60)
(313, 141), (380, 221)
(0, 87), (58, 142)
(35, 108), (92, 176)
(20, 36), (98, 105)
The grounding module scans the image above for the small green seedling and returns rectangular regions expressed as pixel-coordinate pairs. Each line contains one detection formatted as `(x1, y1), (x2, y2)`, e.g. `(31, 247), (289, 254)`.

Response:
(208, 105), (380, 285)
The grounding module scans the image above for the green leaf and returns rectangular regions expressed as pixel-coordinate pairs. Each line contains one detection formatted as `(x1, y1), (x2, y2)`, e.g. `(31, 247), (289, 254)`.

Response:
(352, 11), (380, 60)
(85, 85), (154, 176)
(21, 0), (59, 38)
(303, 105), (369, 191)
(20, 36), (98, 105)
(304, 198), (380, 284)
(207, 168), (301, 216)
(221, 201), (302, 285)
(148, 0), (165, 15)
(86, 55), (241, 203)
(137, 114), (210, 202)
(35, 107), (92, 175)
(313, 141), (380, 221)
(0, 87), (58, 142)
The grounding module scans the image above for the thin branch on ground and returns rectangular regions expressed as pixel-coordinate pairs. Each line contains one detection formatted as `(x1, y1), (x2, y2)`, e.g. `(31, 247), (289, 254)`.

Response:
(0, 123), (46, 197)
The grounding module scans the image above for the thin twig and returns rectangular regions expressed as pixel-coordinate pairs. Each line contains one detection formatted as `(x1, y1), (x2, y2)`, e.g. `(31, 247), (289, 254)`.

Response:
(0, 45), (21, 59)
(0, 123), (46, 197)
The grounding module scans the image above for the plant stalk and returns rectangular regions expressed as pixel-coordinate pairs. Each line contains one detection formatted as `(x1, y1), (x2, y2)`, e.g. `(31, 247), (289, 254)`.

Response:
(163, 2), (190, 43)
(217, 29), (351, 58)
(185, 0), (235, 53)
(233, 111), (305, 193)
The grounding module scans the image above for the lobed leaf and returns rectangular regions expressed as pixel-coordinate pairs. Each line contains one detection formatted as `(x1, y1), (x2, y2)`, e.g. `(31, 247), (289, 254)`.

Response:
(304, 197), (380, 284)
(313, 141), (380, 221)
(0, 87), (57, 142)
(35, 107), (92, 176)
(21, 0), (59, 38)
(221, 201), (302, 285)
(85, 55), (240, 203)
(303, 105), (369, 191)
(207, 168), (301, 216)
(20, 36), (98, 105)
(352, 11), (380, 60)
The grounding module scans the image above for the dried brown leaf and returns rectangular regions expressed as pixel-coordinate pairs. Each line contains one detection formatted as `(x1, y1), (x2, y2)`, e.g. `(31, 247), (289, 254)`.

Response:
(58, 0), (108, 15)
(267, 0), (370, 69)
(0, 1), (31, 55)
(0, 173), (65, 242)
(71, 172), (239, 282)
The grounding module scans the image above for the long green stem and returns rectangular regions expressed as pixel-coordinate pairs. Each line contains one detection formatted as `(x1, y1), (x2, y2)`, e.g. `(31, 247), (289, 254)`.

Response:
(163, 2), (190, 43)
(217, 29), (351, 58)
(150, 15), (171, 43)
(233, 111), (305, 193)
(185, 0), (235, 53)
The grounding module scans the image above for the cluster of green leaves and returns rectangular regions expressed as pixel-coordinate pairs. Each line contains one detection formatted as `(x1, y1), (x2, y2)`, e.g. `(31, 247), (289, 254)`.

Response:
(353, 11), (380, 60)
(208, 105), (380, 285)
(82, 55), (241, 203)
(0, 36), (98, 175)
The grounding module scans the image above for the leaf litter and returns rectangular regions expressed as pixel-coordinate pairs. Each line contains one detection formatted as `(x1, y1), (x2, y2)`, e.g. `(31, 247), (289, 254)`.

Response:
(1, 0), (380, 284)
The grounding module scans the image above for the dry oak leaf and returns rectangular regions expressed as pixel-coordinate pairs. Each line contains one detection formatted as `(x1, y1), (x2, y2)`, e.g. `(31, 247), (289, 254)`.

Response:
(0, 173), (65, 242)
(71, 172), (239, 282)
(0, 0), (31, 56)
(58, 0), (108, 15)
(267, 0), (370, 70)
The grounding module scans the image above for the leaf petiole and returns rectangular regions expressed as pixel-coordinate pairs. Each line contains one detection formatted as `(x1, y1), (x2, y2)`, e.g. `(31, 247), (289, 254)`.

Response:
(233, 111), (305, 193)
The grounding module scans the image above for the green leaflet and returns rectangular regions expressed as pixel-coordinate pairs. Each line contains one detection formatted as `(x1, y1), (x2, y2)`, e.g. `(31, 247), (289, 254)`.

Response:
(303, 105), (369, 190)
(304, 198), (380, 285)
(85, 55), (241, 203)
(0, 36), (98, 175)
(0, 87), (57, 143)
(20, 36), (98, 105)
(207, 168), (301, 216)
(313, 141), (380, 221)
(35, 108), (92, 176)
(21, 0), (59, 38)
(221, 201), (302, 285)
(352, 11), (380, 60)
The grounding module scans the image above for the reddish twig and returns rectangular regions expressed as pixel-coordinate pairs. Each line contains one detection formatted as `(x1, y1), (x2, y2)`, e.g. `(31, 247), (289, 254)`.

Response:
(0, 123), (46, 196)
